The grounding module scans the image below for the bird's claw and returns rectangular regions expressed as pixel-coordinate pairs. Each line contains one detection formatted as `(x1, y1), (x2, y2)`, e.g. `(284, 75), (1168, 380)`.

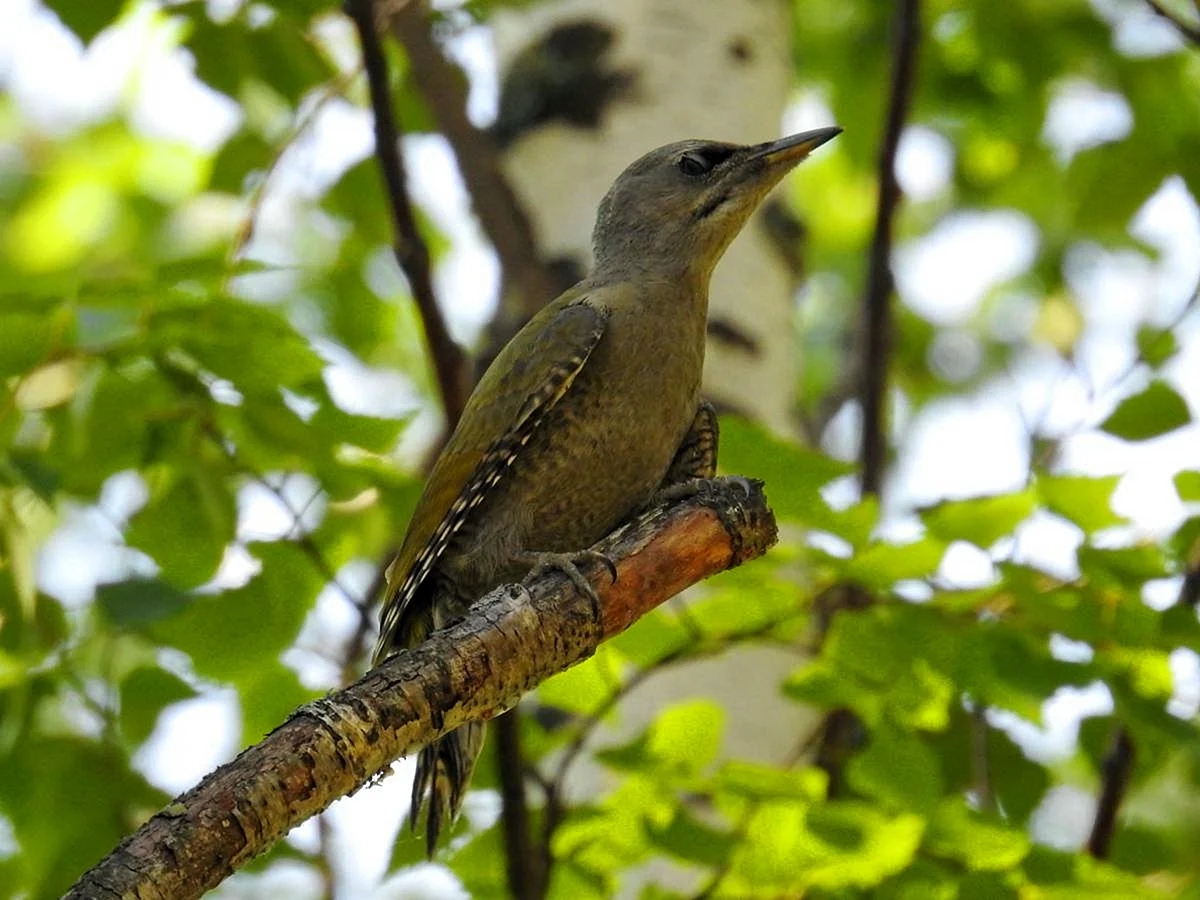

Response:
(516, 549), (617, 610)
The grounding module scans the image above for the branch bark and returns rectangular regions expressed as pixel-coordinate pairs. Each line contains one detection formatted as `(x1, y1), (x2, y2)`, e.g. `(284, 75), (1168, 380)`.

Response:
(816, 0), (921, 795)
(1087, 557), (1199, 859)
(1143, 0), (1200, 45)
(347, 0), (471, 423)
(66, 478), (777, 900)
(387, 3), (558, 346)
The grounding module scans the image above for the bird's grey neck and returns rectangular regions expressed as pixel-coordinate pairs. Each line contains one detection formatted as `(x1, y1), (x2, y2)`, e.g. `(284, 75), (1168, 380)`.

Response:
(590, 243), (712, 292)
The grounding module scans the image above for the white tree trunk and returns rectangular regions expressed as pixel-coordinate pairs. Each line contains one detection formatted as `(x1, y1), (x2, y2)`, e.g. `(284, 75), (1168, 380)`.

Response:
(490, 1), (820, 891)
(493, 0), (804, 433)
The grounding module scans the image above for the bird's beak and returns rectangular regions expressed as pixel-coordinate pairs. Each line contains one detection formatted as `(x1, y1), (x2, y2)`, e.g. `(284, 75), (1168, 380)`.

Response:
(750, 126), (842, 165)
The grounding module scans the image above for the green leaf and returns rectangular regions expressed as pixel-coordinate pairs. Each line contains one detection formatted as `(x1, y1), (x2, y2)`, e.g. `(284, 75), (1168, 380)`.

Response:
(1078, 544), (1169, 588)
(847, 725), (943, 811)
(715, 760), (827, 803)
(1037, 473), (1124, 534)
(97, 578), (191, 626)
(1136, 326), (1178, 368)
(717, 417), (853, 523)
(125, 468), (236, 589)
(645, 700), (725, 774)
(646, 806), (735, 867)
(0, 313), (56, 377)
(927, 799), (1030, 871)
(842, 536), (947, 588)
(1175, 470), (1200, 502)
(148, 542), (321, 683)
(922, 490), (1036, 548)
(607, 610), (690, 667)
(537, 646), (621, 717)
(1101, 381), (1191, 442)
(0, 737), (164, 898)
(728, 800), (923, 891)
(53, 0), (125, 43)
(119, 666), (195, 745)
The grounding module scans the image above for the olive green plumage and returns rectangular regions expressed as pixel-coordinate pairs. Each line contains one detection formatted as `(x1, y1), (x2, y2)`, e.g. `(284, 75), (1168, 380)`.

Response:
(373, 126), (841, 853)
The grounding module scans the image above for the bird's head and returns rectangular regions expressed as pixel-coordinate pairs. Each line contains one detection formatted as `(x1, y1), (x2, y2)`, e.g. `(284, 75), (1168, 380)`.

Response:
(591, 126), (841, 285)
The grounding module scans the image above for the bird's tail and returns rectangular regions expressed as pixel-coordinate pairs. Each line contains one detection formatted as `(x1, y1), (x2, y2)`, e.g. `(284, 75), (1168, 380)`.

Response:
(410, 720), (487, 855)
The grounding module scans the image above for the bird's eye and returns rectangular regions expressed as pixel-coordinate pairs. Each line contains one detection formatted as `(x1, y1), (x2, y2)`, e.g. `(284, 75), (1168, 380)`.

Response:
(677, 152), (711, 177)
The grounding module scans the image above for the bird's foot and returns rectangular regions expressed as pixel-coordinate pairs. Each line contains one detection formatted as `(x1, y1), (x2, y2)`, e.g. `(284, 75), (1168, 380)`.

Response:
(650, 475), (752, 507)
(514, 549), (617, 612)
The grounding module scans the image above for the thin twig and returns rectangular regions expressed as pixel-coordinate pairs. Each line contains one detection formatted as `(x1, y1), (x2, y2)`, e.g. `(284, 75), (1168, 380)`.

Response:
(387, 3), (557, 353)
(816, 0), (921, 795)
(1087, 557), (1200, 858)
(1087, 727), (1135, 859)
(227, 69), (358, 268)
(347, 0), (470, 423)
(858, 0), (920, 495)
(495, 713), (543, 900)
(1144, 0), (1200, 44)
(970, 701), (994, 812)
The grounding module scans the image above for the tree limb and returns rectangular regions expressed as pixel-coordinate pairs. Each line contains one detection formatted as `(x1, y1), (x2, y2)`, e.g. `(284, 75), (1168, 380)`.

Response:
(1086, 727), (1135, 859)
(386, 3), (558, 345)
(1087, 556), (1200, 859)
(816, 0), (921, 795)
(65, 478), (777, 900)
(347, 0), (471, 423)
(1143, 0), (1200, 45)
(859, 0), (920, 496)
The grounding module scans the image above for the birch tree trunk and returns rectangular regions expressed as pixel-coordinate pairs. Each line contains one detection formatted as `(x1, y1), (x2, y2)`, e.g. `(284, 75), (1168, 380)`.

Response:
(488, 1), (820, 891)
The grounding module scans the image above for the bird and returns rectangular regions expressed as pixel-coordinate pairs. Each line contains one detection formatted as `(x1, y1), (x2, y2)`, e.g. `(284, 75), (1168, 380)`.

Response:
(373, 125), (842, 853)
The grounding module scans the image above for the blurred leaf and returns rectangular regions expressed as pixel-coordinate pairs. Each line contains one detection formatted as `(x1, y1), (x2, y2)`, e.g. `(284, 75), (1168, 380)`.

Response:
(148, 542), (320, 683)
(927, 799), (1030, 871)
(647, 806), (735, 867)
(0, 737), (164, 898)
(717, 417), (852, 523)
(98, 578), (191, 626)
(1038, 473), (1124, 533)
(715, 760), (827, 803)
(1101, 381), (1191, 442)
(53, 0), (126, 43)
(727, 800), (923, 891)
(848, 724), (943, 811)
(118, 666), (195, 745)
(1175, 470), (1200, 502)
(922, 490), (1036, 549)
(126, 468), (236, 589)
(1136, 326), (1178, 368)
(842, 536), (947, 588)
(0, 313), (56, 377)
(538, 645), (621, 717)
(645, 700), (724, 774)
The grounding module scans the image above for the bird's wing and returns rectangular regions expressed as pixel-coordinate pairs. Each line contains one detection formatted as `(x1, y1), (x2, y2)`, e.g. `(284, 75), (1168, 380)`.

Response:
(375, 295), (609, 660)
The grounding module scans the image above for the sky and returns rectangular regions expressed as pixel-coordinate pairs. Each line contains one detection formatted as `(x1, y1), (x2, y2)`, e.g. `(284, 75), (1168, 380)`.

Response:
(3, 0), (1200, 896)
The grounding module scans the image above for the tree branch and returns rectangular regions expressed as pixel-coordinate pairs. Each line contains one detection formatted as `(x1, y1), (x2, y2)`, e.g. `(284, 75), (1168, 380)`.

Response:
(1087, 727), (1135, 859)
(859, 0), (920, 496)
(1087, 556), (1199, 859)
(386, 3), (558, 350)
(494, 712), (542, 899)
(816, 0), (921, 795)
(1143, 0), (1200, 45)
(66, 478), (777, 900)
(347, 0), (471, 423)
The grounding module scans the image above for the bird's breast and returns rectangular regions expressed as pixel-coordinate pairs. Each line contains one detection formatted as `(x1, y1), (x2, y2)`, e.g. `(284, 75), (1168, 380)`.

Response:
(446, 295), (706, 591)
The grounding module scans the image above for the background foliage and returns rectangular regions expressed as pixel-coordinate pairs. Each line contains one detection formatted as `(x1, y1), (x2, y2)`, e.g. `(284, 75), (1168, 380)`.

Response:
(2, 0), (1199, 897)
